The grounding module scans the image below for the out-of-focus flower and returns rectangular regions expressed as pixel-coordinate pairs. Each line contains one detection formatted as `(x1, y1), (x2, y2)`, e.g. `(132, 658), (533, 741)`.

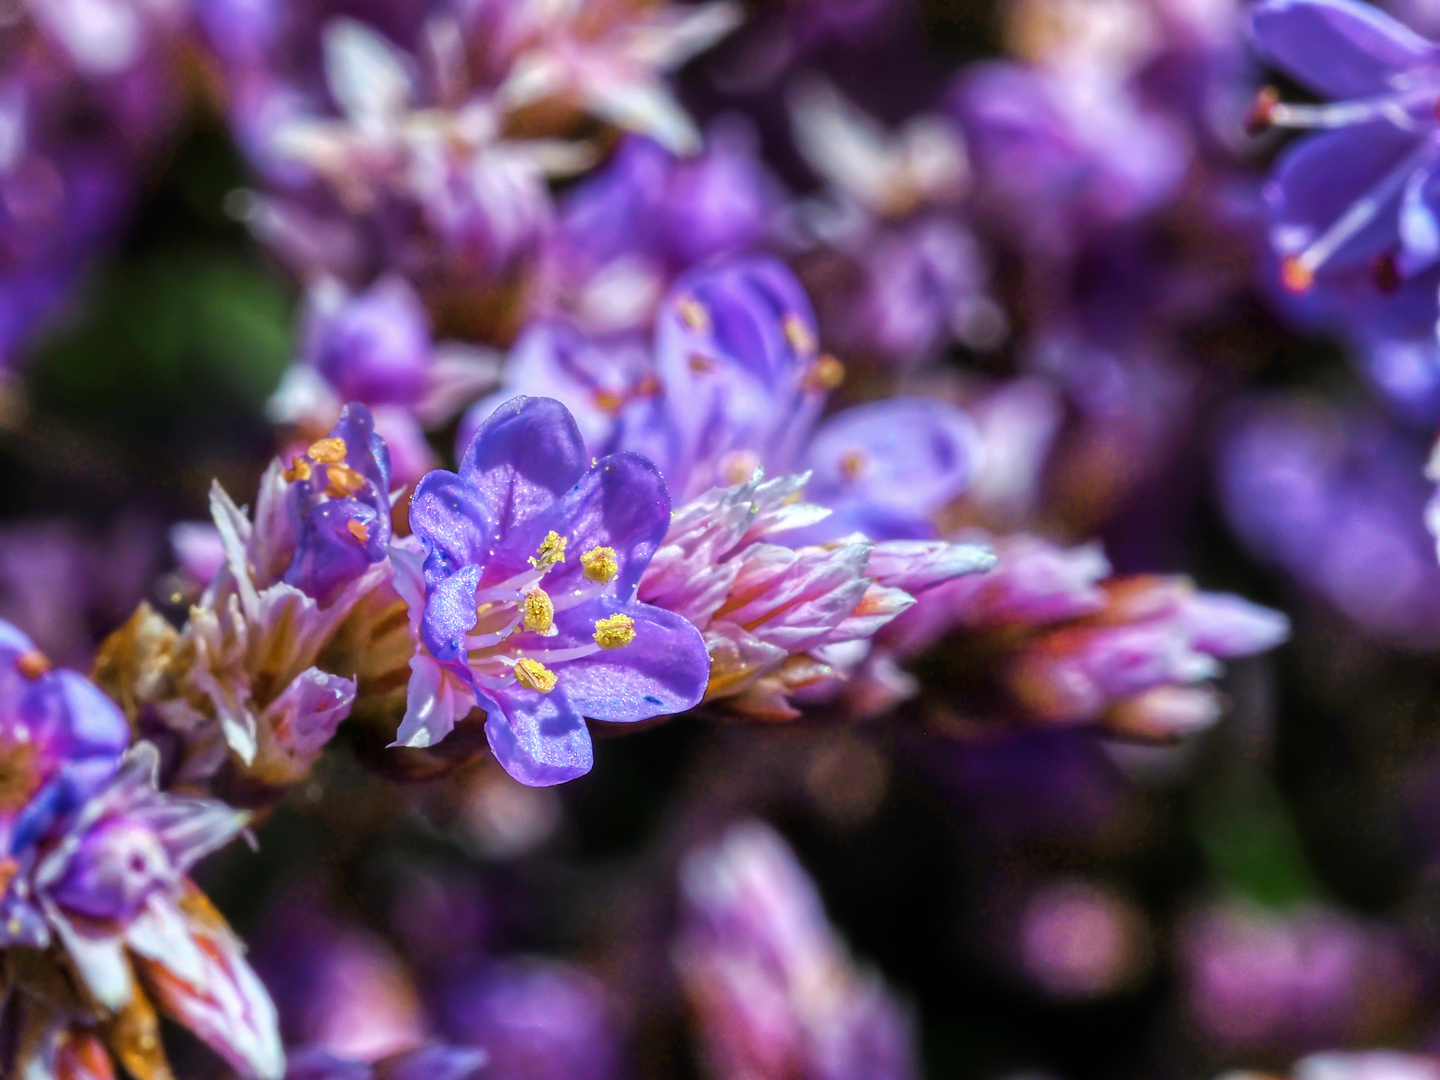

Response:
(1179, 901), (1422, 1057)
(1248, 0), (1440, 299)
(286, 1044), (489, 1080)
(0, 670), (283, 1080)
(1015, 877), (1152, 999)
(675, 820), (918, 1080)
(268, 275), (502, 486)
(880, 531), (1289, 740)
(394, 395), (710, 785)
(1227, 1052), (1440, 1080)
(94, 405), (413, 795)
(1220, 395), (1440, 645)
(437, 958), (619, 1080)
(787, 78), (1001, 368)
(538, 120), (780, 335)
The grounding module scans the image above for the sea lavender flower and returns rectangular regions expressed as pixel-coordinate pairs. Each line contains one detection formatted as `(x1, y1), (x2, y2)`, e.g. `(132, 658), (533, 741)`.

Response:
(675, 820), (919, 1080)
(638, 472), (993, 719)
(1013, 877), (1152, 999)
(1259, 1052), (1440, 1080)
(94, 404), (409, 793)
(268, 275), (502, 487)
(392, 395), (711, 785)
(286, 1044), (489, 1080)
(1246, 0), (1440, 300)
(1219, 394), (1440, 644)
(785, 78), (1003, 367)
(875, 532), (1289, 740)
(468, 257), (986, 540)
(436, 958), (619, 1080)
(1178, 901), (1421, 1057)
(1, 736), (283, 1080)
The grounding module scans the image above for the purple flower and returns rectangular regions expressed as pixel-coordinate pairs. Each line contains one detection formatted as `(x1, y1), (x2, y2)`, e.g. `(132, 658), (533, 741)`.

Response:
(287, 1045), (490, 1080)
(1, 741), (284, 1080)
(1248, 0), (1440, 294)
(675, 820), (919, 1080)
(282, 403), (393, 607)
(437, 959), (619, 1080)
(395, 395), (711, 785)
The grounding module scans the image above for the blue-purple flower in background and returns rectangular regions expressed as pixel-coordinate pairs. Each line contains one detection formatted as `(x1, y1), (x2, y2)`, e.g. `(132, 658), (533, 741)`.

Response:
(394, 395), (710, 786)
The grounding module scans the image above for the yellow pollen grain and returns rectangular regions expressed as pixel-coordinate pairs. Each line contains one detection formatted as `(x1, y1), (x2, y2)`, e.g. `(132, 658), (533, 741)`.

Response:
(346, 520), (370, 545)
(308, 437), (348, 464)
(840, 451), (868, 480)
(529, 530), (567, 570)
(676, 295), (711, 333)
(783, 314), (817, 356)
(580, 546), (618, 584)
(325, 464), (366, 498)
(15, 650), (50, 680)
(593, 613), (636, 650)
(283, 457), (313, 483)
(523, 587), (555, 633)
(805, 354), (845, 392)
(513, 657), (557, 693)
(593, 389), (624, 414)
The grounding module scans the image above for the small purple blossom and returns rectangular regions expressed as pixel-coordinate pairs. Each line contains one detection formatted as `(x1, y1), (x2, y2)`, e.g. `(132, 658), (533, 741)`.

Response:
(287, 1045), (490, 1080)
(396, 395), (711, 786)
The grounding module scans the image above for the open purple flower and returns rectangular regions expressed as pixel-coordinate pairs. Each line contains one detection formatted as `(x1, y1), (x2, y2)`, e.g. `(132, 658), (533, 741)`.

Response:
(1248, 0), (1440, 293)
(395, 395), (710, 786)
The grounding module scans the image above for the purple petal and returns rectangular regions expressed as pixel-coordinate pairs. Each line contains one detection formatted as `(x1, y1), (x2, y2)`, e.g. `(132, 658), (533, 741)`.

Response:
(1265, 120), (1419, 272)
(499, 453), (673, 595)
(553, 598), (710, 723)
(282, 498), (386, 606)
(458, 397), (587, 537)
(805, 397), (983, 519)
(331, 402), (392, 509)
(421, 564), (482, 663)
(481, 688), (594, 787)
(1248, 0), (1438, 100)
(409, 470), (498, 586)
(308, 275), (433, 406)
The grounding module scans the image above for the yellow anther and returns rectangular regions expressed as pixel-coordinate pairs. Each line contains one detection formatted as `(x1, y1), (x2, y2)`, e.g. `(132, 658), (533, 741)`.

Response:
(593, 613), (636, 650)
(676, 295), (711, 333)
(840, 451), (867, 480)
(324, 464), (366, 498)
(593, 389), (624, 414)
(283, 457), (313, 483)
(523, 588), (555, 633)
(308, 437), (348, 464)
(346, 520), (370, 544)
(15, 650), (49, 680)
(513, 657), (557, 693)
(804, 354), (846, 392)
(529, 530), (567, 570)
(783, 314), (817, 356)
(580, 546), (618, 584)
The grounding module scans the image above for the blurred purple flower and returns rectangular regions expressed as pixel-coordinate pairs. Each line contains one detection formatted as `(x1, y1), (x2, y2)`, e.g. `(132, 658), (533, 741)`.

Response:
(393, 395), (710, 785)
(287, 1044), (490, 1080)
(675, 820), (919, 1080)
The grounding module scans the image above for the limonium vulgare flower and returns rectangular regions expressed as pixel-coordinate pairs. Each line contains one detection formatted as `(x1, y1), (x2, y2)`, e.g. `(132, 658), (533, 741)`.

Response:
(94, 404), (408, 796)
(675, 820), (919, 1080)
(0, 623), (282, 1080)
(1247, 0), (1440, 297)
(468, 256), (986, 541)
(286, 1043), (489, 1080)
(393, 395), (711, 786)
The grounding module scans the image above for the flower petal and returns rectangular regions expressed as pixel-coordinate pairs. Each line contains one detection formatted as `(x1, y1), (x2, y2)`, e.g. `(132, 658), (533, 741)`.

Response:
(420, 564), (482, 663)
(409, 470), (497, 585)
(1248, 0), (1437, 100)
(482, 687), (594, 787)
(553, 599), (711, 723)
(458, 396), (587, 536)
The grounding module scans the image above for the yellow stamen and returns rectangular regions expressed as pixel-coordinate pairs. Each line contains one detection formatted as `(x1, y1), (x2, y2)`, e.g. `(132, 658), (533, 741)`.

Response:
(804, 354), (845, 392)
(676, 295), (711, 333)
(15, 650), (50, 680)
(783, 314), (817, 356)
(688, 353), (714, 374)
(580, 546), (618, 584)
(593, 613), (636, 650)
(325, 464), (366, 498)
(523, 588), (555, 633)
(1280, 255), (1314, 294)
(529, 530), (567, 570)
(346, 520), (370, 544)
(513, 657), (557, 693)
(840, 451), (868, 480)
(308, 437), (348, 464)
(283, 457), (313, 483)
(593, 389), (624, 414)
